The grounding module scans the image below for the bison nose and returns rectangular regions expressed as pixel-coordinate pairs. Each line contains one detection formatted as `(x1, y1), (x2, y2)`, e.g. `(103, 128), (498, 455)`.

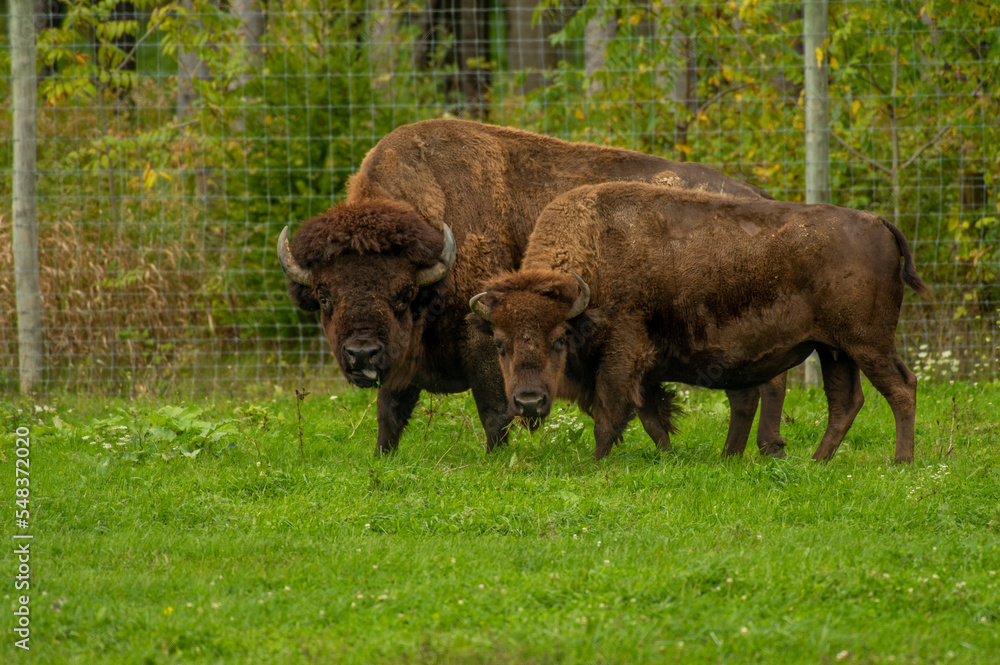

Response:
(344, 344), (381, 370)
(514, 391), (548, 418)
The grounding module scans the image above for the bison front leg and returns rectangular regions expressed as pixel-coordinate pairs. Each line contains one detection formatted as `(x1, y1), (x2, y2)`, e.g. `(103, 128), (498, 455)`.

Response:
(468, 364), (516, 453)
(375, 385), (422, 454)
(593, 401), (634, 461)
(756, 372), (788, 457)
(721, 387), (760, 457)
(472, 385), (515, 453)
(592, 324), (651, 460)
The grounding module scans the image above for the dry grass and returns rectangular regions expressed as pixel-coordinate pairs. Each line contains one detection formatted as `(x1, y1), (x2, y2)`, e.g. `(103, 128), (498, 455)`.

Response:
(0, 98), (248, 394)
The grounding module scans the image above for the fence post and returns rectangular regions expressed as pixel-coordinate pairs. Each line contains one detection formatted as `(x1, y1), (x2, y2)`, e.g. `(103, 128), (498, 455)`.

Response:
(803, 0), (829, 388)
(11, 0), (44, 393)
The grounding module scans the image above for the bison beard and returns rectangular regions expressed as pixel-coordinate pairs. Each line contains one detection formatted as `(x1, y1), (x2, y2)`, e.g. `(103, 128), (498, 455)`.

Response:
(279, 119), (786, 455)
(471, 182), (933, 463)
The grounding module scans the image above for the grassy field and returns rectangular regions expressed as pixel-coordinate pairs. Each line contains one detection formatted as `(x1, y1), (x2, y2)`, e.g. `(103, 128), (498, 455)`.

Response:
(2, 379), (999, 664)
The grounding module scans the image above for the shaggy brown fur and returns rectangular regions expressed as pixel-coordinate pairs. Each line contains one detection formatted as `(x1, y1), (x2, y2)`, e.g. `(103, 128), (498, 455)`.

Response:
(283, 119), (778, 454)
(472, 182), (932, 463)
(290, 201), (445, 270)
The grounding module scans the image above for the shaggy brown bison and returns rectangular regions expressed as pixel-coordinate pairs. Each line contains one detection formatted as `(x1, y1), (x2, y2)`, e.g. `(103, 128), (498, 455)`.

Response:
(277, 119), (782, 454)
(470, 182), (933, 463)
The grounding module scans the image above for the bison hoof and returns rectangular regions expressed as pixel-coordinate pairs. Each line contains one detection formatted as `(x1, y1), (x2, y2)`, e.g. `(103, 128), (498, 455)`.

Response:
(758, 438), (787, 458)
(485, 437), (508, 453)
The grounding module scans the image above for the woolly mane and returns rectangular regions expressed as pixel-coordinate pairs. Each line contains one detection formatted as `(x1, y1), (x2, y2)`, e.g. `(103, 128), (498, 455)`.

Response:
(290, 200), (444, 269)
(482, 269), (581, 307)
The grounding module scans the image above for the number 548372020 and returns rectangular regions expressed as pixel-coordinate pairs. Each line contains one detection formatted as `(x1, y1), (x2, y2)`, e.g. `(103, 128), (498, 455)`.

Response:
(15, 426), (30, 524)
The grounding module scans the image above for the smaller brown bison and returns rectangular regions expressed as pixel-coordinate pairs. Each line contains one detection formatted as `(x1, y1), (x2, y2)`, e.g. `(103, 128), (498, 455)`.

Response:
(469, 182), (933, 463)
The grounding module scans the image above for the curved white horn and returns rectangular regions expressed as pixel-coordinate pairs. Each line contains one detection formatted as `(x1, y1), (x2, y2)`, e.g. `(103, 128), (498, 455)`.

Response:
(565, 272), (591, 319)
(277, 226), (312, 286)
(469, 292), (493, 322)
(415, 224), (457, 286)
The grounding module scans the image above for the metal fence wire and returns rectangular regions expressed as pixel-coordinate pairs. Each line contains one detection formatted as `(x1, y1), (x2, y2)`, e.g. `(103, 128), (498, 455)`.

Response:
(1, 0), (998, 395)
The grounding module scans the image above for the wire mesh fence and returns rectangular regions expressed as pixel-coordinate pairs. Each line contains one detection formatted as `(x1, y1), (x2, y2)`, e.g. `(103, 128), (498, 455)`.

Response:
(1, 0), (998, 395)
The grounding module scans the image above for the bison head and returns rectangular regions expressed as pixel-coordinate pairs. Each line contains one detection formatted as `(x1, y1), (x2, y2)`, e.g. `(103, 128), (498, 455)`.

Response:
(468, 270), (591, 422)
(278, 200), (456, 389)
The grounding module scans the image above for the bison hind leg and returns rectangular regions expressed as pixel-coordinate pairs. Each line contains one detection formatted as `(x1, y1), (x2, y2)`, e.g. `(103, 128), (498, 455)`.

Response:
(811, 347), (865, 462)
(757, 373), (789, 458)
(849, 347), (917, 464)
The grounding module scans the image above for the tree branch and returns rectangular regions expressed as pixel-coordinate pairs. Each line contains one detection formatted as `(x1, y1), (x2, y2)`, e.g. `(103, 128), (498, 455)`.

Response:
(900, 125), (951, 171)
(830, 130), (894, 176)
(898, 82), (979, 171)
(115, 15), (168, 73)
(692, 82), (754, 121)
(866, 67), (888, 96)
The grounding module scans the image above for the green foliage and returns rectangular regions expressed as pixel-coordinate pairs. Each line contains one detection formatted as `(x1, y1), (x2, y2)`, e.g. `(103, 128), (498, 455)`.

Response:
(2, 382), (999, 662)
(531, 0), (1000, 253)
(7, 1), (998, 390)
(36, 0), (156, 105)
(34, 402), (241, 462)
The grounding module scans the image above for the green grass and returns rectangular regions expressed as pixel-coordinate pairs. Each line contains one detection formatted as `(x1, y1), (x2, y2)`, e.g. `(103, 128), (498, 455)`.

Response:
(2, 380), (1000, 664)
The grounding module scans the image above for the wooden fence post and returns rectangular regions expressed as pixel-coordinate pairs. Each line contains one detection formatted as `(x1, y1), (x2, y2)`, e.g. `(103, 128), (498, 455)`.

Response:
(803, 0), (829, 388)
(11, 0), (44, 392)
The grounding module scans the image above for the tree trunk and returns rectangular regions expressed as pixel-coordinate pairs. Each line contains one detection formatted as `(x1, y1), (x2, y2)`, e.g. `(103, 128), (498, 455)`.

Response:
(33, 0), (60, 34)
(12, 0), (44, 392)
(670, 3), (698, 160)
(457, 0), (491, 116)
(369, 0), (399, 71)
(409, 0), (438, 71)
(584, 7), (616, 93)
(230, 0), (265, 89)
(506, 0), (559, 95)
(177, 0), (210, 119)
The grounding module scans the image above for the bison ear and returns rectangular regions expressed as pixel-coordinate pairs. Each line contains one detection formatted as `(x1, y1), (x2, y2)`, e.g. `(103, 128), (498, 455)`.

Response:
(287, 280), (320, 312)
(466, 310), (494, 336)
(467, 290), (499, 333)
(566, 307), (607, 351)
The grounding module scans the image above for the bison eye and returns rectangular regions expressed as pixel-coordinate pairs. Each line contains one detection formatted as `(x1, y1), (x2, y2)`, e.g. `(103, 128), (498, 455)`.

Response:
(317, 294), (330, 310)
(394, 288), (413, 314)
(553, 336), (566, 352)
(494, 339), (505, 356)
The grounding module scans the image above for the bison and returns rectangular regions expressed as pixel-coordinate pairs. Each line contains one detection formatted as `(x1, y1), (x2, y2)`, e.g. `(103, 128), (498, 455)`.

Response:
(469, 182), (933, 463)
(277, 119), (786, 454)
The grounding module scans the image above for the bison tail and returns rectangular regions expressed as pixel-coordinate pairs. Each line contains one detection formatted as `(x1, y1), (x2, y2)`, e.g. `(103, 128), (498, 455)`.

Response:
(879, 216), (935, 302)
(658, 386), (684, 435)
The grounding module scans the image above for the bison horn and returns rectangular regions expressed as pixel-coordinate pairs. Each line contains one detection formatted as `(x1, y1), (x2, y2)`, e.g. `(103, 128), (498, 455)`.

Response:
(277, 226), (312, 286)
(415, 224), (457, 286)
(469, 292), (492, 322)
(565, 272), (591, 319)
